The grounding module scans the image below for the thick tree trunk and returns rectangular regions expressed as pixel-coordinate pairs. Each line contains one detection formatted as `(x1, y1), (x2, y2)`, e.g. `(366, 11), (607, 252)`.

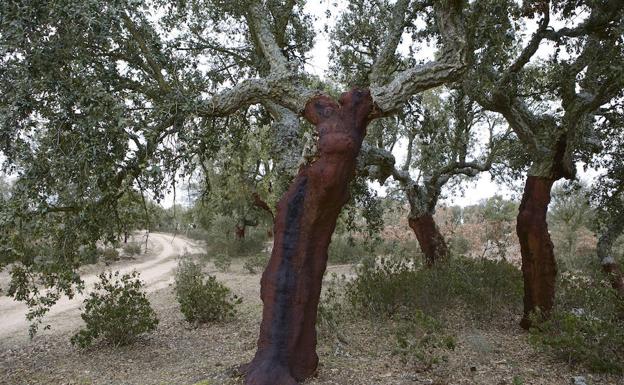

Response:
(408, 213), (449, 265)
(517, 176), (558, 329)
(244, 89), (373, 385)
(597, 221), (624, 296)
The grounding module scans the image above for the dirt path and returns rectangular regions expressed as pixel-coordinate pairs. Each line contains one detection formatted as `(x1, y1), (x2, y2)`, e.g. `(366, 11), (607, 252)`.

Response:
(0, 232), (204, 343)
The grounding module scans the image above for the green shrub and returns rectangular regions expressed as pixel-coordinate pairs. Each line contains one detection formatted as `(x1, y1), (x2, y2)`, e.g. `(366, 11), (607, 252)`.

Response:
(122, 242), (142, 256)
(174, 257), (241, 323)
(529, 274), (624, 373)
(206, 215), (268, 258)
(328, 235), (370, 264)
(100, 247), (120, 262)
(378, 239), (422, 262)
(213, 253), (232, 272)
(317, 273), (348, 336)
(71, 271), (158, 348)
(243, 254), (267, 274)
(346, 256), (523, 321)
(78, 245), (99, 265)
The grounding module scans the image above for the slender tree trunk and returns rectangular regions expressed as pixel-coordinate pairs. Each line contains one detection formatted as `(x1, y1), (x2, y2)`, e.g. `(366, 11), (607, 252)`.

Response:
(234, 224), (245, 240)
(244, 89), (373, 385)
(517, 176), (558, 329)
(408, 213), (449, 265)
(597, 221), (624, 296)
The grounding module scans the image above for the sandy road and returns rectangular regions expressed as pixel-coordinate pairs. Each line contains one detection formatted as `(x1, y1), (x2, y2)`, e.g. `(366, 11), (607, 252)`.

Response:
(0, 233), (205, 343)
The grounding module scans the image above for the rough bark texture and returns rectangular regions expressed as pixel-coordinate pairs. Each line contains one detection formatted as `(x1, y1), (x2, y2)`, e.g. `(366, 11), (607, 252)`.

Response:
(244, 89), (373, 385)
(517, 176), (558, 329)
(408, 214), (449, 266)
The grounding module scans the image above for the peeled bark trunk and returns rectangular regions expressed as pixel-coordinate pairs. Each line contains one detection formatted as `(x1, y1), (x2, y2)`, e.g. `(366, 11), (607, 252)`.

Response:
(244, 89), (373, 385)
(597, 222), (624, 296)
(517, 176), (557, 329)
(408, 214), (449, 265)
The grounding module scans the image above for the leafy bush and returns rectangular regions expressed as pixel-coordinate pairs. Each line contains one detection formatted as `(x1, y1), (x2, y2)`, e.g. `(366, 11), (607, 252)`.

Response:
(213, 253), (232, 272)
(71, 271), (158, 348)
(100, 247), (120, 262)
(346, 256), (523, 321)
(206, 214), (268, 258)
(378, 239), (422, 262)
(122, 242), (142, 256)
(243, 254), (267, 274)
(174, 257), (241, 324)
(328, 235), (371, 264)
(78, 245), (99, 265)
(317, 273), (348, 337)
(529, 274), (624, 373)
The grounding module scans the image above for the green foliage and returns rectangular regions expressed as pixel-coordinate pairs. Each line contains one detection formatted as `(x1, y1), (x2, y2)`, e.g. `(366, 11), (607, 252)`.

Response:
(213, 253), (232, 273)
(317, 273), (349, 338)
(346, 256), (523, 321)
(549, 182), (596, 272)
(529, 274), (624, 374)
(122, 242), (142, 257)
(328, 235), (371, 264)
(243, 254), (267, 274)
(100, 247), (120, 263)
(174, 257), (241, 324)
(206, 214), (268, 258)
(71, 271), (158, 348)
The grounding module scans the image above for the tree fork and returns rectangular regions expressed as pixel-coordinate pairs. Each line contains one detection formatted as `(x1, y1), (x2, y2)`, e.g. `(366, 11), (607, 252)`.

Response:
(408, 214), (449, 266)
(517, 176), (558, 329)
(244, 89), (373, 385)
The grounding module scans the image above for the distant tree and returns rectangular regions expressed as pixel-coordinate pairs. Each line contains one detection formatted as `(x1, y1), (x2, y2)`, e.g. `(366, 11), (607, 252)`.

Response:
(358, 89), (507, 264)
(589, 102), (624, 295)
(548, 182), (594, 270)
(463, 0), (624, 328)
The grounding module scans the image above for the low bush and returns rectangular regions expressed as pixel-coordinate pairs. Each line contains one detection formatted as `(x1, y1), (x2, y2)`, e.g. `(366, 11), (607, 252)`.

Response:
(122, 242), (142, 256)
(213, 253), (232, 272)
(100, 247), (120, 262)
(346, 256), (523, 321)
(243, 254), (268, 274)
(328, 235), (371, 264)
(206, 215), (268, 258)
(529, 274), (624, 374)
(174, 257), (241, 324)
(317, 273), (348, 338)
(71, 271), (158, 348)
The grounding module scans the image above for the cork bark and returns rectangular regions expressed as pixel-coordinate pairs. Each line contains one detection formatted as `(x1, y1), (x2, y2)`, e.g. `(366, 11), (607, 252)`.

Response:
(244, 89), (373, 385)
(408, 214), (449, 265)
(516, 176), (558, 329)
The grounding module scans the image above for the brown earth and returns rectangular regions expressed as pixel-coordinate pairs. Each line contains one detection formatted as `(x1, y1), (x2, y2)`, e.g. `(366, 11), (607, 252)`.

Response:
(0, 234), (621, 385)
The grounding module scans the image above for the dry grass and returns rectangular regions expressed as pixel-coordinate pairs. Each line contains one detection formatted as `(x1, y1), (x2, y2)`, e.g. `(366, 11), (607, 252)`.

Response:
(1, 260), (622, 385)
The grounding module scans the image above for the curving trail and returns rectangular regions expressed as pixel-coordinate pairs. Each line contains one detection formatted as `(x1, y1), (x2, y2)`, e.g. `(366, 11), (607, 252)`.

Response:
(0, 233), (204, 342)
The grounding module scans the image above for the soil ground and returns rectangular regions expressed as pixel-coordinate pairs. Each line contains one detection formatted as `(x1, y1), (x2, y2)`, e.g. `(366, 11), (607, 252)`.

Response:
(0, 233), (622, 385)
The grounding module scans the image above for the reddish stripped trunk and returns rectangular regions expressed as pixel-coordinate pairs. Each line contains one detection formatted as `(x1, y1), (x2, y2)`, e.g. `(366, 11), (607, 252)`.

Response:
(517, 176), (558, 329)
(244, 89), (373, 385)
(408, 214), (449, 266)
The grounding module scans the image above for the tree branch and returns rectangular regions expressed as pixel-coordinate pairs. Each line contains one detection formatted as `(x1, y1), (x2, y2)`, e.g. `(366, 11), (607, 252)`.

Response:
(369, 0), (412, 86)
(121, 14), (171, 93)
(370, 0), (467, 113)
